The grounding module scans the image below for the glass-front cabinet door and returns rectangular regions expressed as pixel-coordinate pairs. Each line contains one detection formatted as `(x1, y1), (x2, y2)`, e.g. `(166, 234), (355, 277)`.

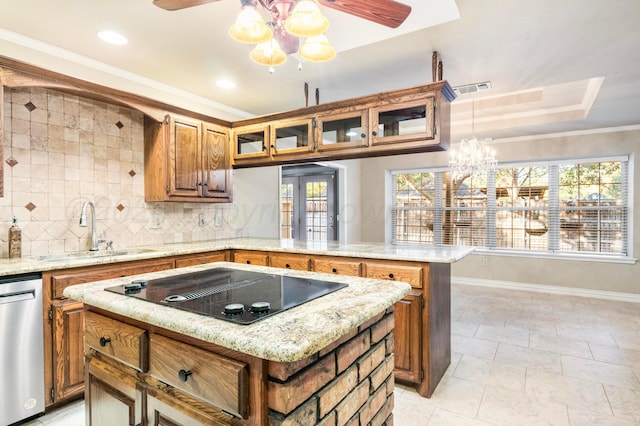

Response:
(371, 96), (436, 146)
(270, 118), (314, 157)
(316, 110), (368, 151)
(233, 123), (269, 160)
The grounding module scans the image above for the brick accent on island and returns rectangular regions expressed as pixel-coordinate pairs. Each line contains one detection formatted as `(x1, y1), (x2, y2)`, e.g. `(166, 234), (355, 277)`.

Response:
(268, 308), (396, 425)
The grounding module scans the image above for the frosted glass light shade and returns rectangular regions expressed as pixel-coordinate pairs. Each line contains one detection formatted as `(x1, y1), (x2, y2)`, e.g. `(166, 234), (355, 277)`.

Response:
(299, 34), (336, 62)
(250, 40), (287, 66)
(284, 0), (329, 37)
(229, 6), (273, 44)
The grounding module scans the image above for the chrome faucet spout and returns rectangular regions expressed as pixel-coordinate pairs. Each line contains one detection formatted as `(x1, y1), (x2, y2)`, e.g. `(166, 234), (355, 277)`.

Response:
(79, 201), (100, 251)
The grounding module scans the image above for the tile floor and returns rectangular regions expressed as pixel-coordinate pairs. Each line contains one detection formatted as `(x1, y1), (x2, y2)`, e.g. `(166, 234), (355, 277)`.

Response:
(24, 284), (640, 425)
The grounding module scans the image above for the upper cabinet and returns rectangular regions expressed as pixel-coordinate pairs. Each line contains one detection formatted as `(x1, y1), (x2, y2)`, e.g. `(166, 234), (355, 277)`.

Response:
(232, 81), (455, 168)
(145, 115), (232, 203)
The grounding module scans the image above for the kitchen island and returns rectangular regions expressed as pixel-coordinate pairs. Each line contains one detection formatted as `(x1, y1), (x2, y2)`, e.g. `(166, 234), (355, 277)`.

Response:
(64, 262), (411, 425)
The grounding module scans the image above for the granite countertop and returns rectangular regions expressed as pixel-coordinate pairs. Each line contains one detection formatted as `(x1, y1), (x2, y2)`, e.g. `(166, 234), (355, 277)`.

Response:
(63, 261), (411, 363)
(0, 237), (474, 277)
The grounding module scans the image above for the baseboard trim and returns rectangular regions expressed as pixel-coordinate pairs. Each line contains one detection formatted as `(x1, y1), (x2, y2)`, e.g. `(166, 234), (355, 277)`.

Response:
(452, 276), (640, 304)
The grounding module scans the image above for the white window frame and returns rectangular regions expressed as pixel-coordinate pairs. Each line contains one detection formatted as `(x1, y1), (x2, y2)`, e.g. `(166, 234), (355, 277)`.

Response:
(390, 155), (635, 263)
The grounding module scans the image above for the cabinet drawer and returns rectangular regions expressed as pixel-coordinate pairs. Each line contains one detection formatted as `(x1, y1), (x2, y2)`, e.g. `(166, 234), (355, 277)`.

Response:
(312, 257), (361, 277)
(269, 253), (310, 271)
(233, 250), (268, 266)
(84, 312), (148, 371)
(149, 334), (249, 419)
(50, 259), (174, 299)
(364, 262), (423, 288)
(175, 251), (226, 268)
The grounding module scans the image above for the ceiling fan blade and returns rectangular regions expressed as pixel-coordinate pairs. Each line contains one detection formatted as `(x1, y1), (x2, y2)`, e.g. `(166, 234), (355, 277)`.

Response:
(317, 0), (411, 28)
(152, 0), (222, 11)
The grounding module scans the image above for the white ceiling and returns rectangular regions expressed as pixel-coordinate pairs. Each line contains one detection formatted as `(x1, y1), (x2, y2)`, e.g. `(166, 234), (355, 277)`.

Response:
(1, 0), (639, 141)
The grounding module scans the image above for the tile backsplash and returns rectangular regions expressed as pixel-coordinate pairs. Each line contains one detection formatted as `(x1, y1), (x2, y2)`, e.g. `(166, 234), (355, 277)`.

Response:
(1, 87), (241, 258)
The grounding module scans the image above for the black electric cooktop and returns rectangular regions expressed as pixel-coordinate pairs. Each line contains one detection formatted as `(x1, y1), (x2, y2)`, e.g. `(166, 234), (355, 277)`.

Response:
(104, 267), (348, 324)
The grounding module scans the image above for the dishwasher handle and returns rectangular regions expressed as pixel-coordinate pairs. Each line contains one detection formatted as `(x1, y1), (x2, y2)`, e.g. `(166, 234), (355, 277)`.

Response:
(0, 290), (36, 305)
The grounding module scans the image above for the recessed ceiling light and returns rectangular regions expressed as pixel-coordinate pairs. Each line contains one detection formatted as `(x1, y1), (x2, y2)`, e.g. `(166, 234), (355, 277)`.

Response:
(97, 30), (128, 45)
(216, 79), (236, 89)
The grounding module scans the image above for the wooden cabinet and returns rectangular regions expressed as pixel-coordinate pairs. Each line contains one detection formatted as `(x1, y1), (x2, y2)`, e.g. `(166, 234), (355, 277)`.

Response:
(233, 250), (269, 266)
(230, 249), (448, 398)
(86, 356), (143, 426)
(232, 81), (454, 168)
(233, 123), (270, 160)
(144, 115), (232, 203)
(174, 251), (227, 268)
(43, 258), (174, 407)
(269, 253), (311, 271)
(84, 312), (265, 425)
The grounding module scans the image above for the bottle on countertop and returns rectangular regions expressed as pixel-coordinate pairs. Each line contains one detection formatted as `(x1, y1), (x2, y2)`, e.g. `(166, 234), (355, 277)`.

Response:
(8, 216), (22, 259)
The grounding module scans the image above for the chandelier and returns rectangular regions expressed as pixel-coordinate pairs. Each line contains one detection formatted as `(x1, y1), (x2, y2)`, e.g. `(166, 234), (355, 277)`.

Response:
(449, 99), (497, 177)
(229, 0), (336, 69)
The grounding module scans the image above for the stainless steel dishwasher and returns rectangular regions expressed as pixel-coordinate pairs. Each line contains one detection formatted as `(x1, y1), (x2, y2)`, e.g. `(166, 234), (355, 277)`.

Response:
(0, 273), (45, 426)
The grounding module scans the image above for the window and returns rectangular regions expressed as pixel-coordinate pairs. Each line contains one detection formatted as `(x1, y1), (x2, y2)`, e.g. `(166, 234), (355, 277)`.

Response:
(391, 157), (630, 257)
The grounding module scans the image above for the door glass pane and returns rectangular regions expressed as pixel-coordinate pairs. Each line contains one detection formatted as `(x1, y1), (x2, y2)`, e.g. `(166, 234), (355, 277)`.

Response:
(275, 124), (309, 150)
(321, 116), (362, 145)
(306, 181), (328, 241)
(378, 105), (426, 137)
(237, 131), (265, 154)
(281, 182), (294, 238)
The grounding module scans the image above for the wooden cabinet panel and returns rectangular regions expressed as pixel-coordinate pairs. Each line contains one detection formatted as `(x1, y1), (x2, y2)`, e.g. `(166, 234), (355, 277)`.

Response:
(311, 257), (361, 276)
(146, 387), (237, 426)
(85, 311), (148, 371)
(202, 124), (232, 200)
(370, 95), (436, 146)
(392, 292), (422, 384)
(270, 118), (314, 157)
(269, 253), (310, 271)
(86, 355), (142, 426)
(170, 115), (202, 198)
(315, 109), (368, 152)
(363, 261), (423, 288)
(233, 123), (270, 160)
(51, 258), (175, 298)
(174, 251), (226, 268)
(233, 250), (269, 266)
(149, 334), (249, 419)
(51, 300), (85, 402)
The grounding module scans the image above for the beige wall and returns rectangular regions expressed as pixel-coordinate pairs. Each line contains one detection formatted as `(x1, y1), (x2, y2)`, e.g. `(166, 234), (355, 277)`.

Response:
(358, 128), (640, 295)
(0, 87), (241, 257)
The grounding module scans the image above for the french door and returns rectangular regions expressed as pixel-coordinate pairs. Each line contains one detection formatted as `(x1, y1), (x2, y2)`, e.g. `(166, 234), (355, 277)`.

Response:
(281, 169), (337, 241)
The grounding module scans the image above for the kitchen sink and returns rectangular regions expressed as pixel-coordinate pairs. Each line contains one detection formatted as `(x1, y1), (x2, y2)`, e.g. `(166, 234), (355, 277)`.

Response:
(34, 248), (158, 262)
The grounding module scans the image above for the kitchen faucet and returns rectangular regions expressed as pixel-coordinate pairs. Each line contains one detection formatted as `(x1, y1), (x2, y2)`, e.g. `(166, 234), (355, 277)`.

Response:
(79, 201), (105, 251)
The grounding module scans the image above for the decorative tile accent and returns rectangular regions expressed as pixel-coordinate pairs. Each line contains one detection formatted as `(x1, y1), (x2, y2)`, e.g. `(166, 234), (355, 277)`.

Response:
(6, 157), (18, 167)
(115, 121), (124, 129)
(24, 101), (37, 112)
(25, 202), (37, 211)
(117, 204), (125, 211)
(129, 169), (136, 177)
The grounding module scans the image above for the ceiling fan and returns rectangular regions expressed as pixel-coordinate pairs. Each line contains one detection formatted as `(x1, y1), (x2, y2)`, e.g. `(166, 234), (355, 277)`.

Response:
(152, 0), (412, 29)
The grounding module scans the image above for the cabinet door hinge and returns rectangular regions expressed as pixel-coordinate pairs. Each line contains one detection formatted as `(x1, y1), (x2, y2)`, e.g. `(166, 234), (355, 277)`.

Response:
(48, 307), (53, 321)
(433, 104), (437, 135)
(50, 387), (55, 401)
(421, 296), (425, 309)
(421, 369), (425, 380)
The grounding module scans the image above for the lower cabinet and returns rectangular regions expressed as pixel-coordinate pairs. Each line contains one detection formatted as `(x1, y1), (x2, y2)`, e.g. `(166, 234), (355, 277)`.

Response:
(51, 300), (85, 402)
(230, 250), (444, 397)
(84, 311), (264, 426)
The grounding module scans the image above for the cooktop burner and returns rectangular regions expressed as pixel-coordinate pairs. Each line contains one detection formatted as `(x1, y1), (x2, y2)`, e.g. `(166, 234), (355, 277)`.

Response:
(104, 267), (348, 324)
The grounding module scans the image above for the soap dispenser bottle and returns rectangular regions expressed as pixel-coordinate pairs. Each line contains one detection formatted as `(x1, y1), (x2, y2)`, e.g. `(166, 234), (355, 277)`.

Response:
(8, 216), (22, 259)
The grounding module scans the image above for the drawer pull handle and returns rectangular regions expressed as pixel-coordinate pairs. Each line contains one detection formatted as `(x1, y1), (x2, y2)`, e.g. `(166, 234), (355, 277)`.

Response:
(388, 273), (395, 279)
(246, 260), (251, 264)
(285, 263), (291, 268)
(332, 268), (337, 273)
(178, 369), (192, 382)
(99, 337), (111, 347)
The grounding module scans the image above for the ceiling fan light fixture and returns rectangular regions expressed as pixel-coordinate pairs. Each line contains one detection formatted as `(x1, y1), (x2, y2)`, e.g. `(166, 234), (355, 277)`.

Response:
(250, 39), (288, 66)
(298, 34), (336, 62)
(284, 0), (329, 38)
(229, 5), (273, 44)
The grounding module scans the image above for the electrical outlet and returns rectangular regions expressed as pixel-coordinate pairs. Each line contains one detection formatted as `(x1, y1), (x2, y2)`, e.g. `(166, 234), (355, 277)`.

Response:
(199, 213), (206, 227)
(214, 211), (223, 227)
(482, 257), (489, 266)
